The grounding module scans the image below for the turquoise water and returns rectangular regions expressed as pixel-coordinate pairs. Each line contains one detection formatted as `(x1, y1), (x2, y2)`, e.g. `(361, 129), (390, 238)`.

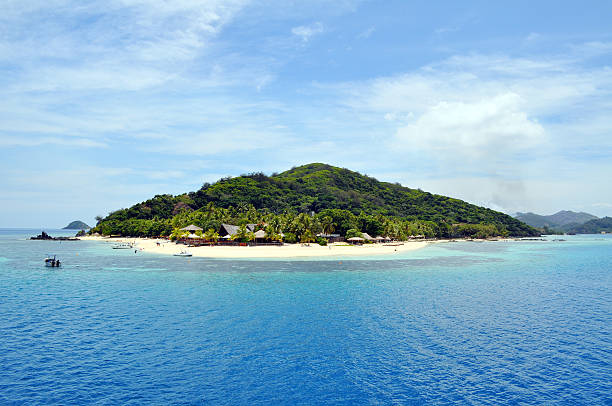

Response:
(0, 229), (610, 404)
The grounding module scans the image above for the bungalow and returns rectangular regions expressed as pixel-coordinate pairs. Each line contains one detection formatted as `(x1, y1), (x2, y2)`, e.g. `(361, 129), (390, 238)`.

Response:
(347, 236), (364, 245)
(254, 229), (267, 242)
(361, 233), (375, 242)
(219, 223), (258, 239)
(317, 233), (344, 243)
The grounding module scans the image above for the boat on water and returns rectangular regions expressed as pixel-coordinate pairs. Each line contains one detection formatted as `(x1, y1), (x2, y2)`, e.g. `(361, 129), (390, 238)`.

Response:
(112, 242), (133, 249)
(44, 255), (61, 267)
(173, 250), (193, 257)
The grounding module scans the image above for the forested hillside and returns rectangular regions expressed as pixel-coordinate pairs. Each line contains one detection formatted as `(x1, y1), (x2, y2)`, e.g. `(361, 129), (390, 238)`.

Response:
(92, 163), (538, 239)
(567, 217), (612, 234)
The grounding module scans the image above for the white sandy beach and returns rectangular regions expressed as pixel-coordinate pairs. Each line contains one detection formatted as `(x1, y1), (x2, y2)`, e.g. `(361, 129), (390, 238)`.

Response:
(80, 236), (429, 258)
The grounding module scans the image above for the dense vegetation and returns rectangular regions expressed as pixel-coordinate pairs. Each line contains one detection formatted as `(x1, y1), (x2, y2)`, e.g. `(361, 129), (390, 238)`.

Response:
(91, 163), (538, 240)
(566, 217), (612, 234)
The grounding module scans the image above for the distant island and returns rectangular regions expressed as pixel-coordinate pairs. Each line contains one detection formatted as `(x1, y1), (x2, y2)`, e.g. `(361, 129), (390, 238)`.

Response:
(515, 210), (597, 228)
(568, 217), (612, 234)
(63, 220), (91, 230)
(90, 163), (537, 241)
(514, 211), (608, 234)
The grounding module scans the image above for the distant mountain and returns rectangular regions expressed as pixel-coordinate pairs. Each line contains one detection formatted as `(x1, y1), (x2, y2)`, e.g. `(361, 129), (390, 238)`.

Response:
(514, 211), (598, 229)
(567, 217), (612, 234)
(63, 220), (90, 230)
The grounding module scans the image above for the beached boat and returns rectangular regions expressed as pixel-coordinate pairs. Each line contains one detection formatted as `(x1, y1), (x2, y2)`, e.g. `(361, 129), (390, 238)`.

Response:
(173, 250), (192, 257)
(112, 243), (133, 249)
(44, 255), (61, 267)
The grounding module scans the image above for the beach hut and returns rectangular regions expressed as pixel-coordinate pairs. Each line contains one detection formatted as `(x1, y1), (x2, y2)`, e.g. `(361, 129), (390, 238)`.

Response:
(180, 225), (203, 232)
(219, 224), (239, 238)
(362, 233), (374, 242)
(375, 236), (386, 243)
(253, 229), (267, 243)
(347, 236), (364, 245)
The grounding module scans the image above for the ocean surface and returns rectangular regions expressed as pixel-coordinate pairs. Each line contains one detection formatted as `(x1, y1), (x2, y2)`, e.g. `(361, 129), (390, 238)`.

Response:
(0, 229), (610, 405)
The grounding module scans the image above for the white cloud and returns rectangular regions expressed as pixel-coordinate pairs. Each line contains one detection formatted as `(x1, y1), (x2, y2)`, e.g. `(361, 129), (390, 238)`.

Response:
(291, 22), (324, 42)
(395, 93), (546, 161)
(331, 50), (612, 170)
(0, 0), (250, 92)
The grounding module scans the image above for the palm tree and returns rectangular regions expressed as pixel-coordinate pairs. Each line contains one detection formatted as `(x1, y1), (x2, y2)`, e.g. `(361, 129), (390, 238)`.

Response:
(231, 224), (249, 242)
(204, 228), (219, 243)
(321, 215), (335, 234)
(300, 229), (315, 243)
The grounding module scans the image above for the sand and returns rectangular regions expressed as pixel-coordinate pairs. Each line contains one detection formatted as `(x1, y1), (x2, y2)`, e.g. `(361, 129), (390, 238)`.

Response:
(80, 236), (429, 258)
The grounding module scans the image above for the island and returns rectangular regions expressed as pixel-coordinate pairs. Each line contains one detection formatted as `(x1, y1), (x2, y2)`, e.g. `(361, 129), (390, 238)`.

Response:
(63, 220), (91, 230)
(87, 164), (537, 250)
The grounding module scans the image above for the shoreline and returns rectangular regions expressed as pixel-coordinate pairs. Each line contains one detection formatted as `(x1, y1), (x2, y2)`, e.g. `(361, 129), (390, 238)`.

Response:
(80, 236), (430, 258)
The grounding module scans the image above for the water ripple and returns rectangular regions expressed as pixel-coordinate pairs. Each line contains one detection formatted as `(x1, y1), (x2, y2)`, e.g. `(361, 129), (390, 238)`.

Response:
(0, 233), (611, 404)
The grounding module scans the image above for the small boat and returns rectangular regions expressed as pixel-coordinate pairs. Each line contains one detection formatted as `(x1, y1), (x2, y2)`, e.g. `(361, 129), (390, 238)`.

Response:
(112, 242), (133, 249)
(45, 255), (61, 267)
(173, 250), (192, 257)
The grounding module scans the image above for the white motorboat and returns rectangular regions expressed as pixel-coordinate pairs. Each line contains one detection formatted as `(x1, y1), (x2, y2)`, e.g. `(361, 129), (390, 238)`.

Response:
(45, 255), (61, 267)
(112, 242), (133, 249)
(173, 250), (192, 257)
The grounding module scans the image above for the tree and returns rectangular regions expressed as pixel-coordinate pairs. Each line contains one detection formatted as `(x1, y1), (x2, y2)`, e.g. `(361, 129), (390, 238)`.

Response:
(170, 228), (189, 241)
(204, 228), (220, 242)
(300, 229), (315, 243)
(231, 224), (249, 242)
(320, 215), (335, 234)
(345, 229), (363, 239)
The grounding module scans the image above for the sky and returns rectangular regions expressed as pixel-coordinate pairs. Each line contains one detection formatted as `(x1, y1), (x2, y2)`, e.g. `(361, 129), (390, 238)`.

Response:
(2, 0), (612, 228)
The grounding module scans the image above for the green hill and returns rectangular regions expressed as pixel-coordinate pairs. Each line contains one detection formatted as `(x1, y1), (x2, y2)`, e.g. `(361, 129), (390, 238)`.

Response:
(567, 217), (612, 234)
(92, 163), (538, 239)
(63, 220), (90, 230)
(515, 211), (598, 229)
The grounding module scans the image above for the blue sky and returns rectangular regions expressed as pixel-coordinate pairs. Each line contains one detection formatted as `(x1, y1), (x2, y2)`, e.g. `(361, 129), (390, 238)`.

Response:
(2, 0), (612, 227)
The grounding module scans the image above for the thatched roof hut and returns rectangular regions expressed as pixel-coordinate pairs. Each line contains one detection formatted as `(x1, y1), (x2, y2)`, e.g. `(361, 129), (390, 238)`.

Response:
(347, 236), (364, 244)
(180, 225), (203, 231)
(220, 224), (239, 237)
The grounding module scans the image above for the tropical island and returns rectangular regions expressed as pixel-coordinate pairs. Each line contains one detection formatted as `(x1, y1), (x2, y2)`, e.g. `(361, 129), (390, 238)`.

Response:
(63, 220), (91, 230)
(89, 164), (538, 248)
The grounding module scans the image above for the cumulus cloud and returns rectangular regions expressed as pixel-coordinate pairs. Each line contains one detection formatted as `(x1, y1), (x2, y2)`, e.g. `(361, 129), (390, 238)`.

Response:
(332, 50), (612, 170)
(395, 93), (546, 161)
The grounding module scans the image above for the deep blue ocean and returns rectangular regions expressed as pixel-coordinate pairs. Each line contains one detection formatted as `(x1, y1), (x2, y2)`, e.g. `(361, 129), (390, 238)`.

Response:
(0, 229), (610, 405)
